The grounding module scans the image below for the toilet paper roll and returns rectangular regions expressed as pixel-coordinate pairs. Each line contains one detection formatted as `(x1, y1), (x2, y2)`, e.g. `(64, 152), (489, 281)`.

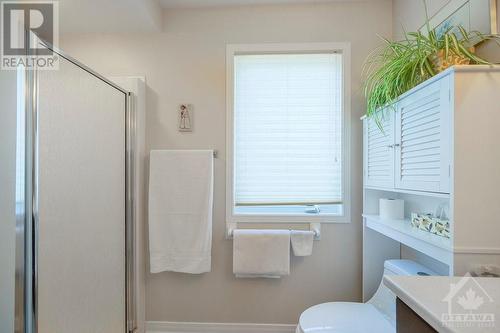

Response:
(379, 198), (404, 220)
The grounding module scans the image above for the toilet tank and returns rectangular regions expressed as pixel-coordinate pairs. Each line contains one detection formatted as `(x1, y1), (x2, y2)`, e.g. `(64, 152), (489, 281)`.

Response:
(367, 260), (438, 326)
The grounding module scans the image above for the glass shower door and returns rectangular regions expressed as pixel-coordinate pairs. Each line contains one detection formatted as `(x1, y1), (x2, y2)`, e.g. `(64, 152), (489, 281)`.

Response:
(2, 34), (133, 333)
(35, 54), (127, 333)
(0, 65), (19, 333)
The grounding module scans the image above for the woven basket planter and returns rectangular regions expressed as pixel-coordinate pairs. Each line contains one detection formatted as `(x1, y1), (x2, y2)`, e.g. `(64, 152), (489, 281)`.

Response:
(430, 48), (475, 73)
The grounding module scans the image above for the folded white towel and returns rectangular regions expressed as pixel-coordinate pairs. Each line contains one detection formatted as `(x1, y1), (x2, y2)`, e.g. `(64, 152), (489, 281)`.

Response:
(148, 150), (213, 274)
(290, 230), (314, 256)
(233, 229), (290, 278)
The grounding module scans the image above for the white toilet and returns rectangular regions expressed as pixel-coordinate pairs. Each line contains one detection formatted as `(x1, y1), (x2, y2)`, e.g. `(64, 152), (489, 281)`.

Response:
(296, 260), (438, 333)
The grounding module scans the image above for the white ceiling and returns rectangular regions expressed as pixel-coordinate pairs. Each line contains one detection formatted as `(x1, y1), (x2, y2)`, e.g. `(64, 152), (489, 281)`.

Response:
(159, 0), (355, 9)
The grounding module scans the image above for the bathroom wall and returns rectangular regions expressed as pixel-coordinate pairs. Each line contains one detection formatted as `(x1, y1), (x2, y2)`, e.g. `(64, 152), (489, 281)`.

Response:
(393, 0), (500, 62)
(60, 1), (392, 324)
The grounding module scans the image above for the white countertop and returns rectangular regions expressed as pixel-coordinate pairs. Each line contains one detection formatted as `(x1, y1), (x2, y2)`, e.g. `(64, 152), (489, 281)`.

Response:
(384, 276), (500, 333)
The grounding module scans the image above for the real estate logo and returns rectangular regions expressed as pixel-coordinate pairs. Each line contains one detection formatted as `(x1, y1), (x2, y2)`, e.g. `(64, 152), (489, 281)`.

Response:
(441, 274), (495, 329)
(1, 1), (59, 70)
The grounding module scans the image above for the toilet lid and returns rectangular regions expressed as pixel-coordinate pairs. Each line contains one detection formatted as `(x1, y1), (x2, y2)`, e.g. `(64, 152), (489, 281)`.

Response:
(298, 302), (395, 333)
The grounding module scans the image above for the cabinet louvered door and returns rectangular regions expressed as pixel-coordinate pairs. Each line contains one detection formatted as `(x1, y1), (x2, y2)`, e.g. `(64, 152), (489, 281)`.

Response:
(395, 76), (451, 193)
(364, 109), (395, 189)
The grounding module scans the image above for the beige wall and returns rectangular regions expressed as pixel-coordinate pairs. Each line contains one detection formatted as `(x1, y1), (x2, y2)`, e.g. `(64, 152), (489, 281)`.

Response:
(392, 0), (449, 39)
(393, 0), (500, 62)
(61, 1), (392, 324)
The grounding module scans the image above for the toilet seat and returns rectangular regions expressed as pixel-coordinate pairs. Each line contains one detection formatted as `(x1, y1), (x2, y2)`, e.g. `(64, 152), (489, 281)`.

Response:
(296, 302), (395, 333)
(296, 261), (437, 332)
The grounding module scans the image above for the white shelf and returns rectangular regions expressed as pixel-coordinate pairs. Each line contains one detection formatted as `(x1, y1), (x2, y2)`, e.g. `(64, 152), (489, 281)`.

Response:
(364, 186), (450, 199)
(363, 214), (453, 265)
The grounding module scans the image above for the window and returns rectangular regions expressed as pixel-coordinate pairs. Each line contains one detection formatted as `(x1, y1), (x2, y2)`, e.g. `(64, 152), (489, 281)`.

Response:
(226, 43), (350, 223)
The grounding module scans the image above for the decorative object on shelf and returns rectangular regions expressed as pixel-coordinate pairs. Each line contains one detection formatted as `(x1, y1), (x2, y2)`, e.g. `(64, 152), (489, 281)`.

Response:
(411, 213), (450, 238)
(430, 47), (474, 72)
(179, 104), (192, 132)
(434, 202), (449, 221)
(362, 0), (500, 123)
(379, 198), (404, 220)
(424, 0), (498, 38)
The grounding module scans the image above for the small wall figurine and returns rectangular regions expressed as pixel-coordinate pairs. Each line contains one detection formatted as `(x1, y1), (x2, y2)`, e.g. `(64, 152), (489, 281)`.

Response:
(179, 104), (192, 132)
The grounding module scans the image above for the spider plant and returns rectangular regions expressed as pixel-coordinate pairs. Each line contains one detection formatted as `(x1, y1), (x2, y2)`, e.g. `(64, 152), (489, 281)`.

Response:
(363, 4), (500, 122)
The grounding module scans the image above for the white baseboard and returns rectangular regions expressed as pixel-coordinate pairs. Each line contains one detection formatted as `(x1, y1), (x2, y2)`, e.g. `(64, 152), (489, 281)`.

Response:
(146, 321), (296, 333)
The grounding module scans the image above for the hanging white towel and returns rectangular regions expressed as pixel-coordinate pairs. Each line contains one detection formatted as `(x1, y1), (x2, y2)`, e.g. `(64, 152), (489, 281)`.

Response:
(290, 230), (314, 256)
(233, 229), (290, 278)
(148, 150), (213, 274)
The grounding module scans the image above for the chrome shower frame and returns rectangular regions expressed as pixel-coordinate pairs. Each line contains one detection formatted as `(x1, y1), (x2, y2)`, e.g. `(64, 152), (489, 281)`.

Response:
(15, 31), (136, 333)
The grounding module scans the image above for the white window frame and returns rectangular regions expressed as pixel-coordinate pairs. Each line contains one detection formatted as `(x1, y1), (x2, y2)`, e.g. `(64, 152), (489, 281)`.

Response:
(226, 42), (351, 224)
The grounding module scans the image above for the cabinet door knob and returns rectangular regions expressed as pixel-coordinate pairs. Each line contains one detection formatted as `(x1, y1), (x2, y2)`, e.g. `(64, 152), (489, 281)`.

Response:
(387, 144), (394, 148)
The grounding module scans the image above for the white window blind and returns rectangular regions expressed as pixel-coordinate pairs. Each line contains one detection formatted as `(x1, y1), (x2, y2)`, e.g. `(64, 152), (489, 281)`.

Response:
(234, 53), (343, 206)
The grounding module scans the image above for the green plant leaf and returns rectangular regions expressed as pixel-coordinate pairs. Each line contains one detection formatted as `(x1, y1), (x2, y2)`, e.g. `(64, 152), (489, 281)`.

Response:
(444, 34), (450, 59)
(362, 10), (499, 121)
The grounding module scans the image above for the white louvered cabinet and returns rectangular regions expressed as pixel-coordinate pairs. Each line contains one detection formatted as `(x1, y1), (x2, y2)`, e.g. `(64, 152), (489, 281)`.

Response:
(362, 66), (500, 302)
(363, 109), (395, 189)
(363, 71), (452, 194)
(395, 76), (451, 193)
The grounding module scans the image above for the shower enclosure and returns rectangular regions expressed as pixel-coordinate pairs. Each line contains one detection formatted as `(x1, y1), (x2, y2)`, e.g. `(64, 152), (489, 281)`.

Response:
(0, 32), (136, 333)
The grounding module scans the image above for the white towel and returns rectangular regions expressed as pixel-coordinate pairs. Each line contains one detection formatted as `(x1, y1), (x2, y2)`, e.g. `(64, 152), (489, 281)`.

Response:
(148, 150), (213, 274)
(233, 229), (290, 278)
(290, 230), (314, 256)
